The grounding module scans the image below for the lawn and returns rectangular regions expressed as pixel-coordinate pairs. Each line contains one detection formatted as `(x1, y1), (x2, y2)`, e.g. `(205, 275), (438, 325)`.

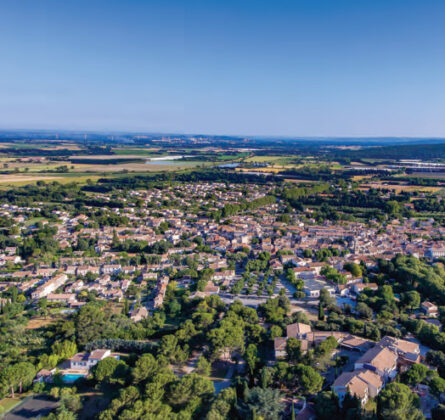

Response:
(25, 316), (62, 330)
(244, 155), (299, 165)
(360, 183), (443, 193)
(24, 217), (46, 226)
(0, 397), (22, 413)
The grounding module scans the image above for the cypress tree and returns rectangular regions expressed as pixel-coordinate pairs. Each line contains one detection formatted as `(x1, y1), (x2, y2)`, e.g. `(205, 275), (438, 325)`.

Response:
(318, 302), (325, 320)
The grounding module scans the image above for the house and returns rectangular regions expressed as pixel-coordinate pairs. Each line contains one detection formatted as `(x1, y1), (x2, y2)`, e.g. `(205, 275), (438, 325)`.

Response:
(76, 266), (100, 276)
(203, 282), (220, 295)
(213, 270), (235, 281)
(286, 323), (312, 339)
(378, 336), (420, 365)
(274, 337), (287, 359)
(31, 274), (68, 299)
(332, 369), (383, 406)
(293, 267), (317, 280)
(69, 349), (116, 370)
(101, 264), (121, 275)
(303, 277), (335, 298)
(130, 306), (149, 322)
(354, 345), (398, 380)
(421, 301), (439, 317)
(353, 283), (378, 294)
(426, 247), (445, 259)
(47, 293), (76, 304)
(336, 284), (350, 296)
(306, 331), (345, 346)
(34, 368), (57, 383)
(340, 335), (374, 353)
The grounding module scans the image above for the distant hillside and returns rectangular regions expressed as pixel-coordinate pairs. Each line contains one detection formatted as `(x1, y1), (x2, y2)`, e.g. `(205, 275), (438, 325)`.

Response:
(335, 143), (445, 160)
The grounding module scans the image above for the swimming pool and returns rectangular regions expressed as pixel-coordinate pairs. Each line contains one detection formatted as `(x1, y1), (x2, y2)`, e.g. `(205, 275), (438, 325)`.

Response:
(62, 373), (86, 383)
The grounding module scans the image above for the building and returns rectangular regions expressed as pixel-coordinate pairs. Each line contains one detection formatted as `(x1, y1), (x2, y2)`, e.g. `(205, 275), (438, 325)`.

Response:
(352, 283), (378, 294)
(332, 369), (383, 406)
(303, 277), (335, 298)
(274, 337), (288, 359)
(69, 349), (116, 370)
(47, 293), (76, 304)
(378, 336), (420, 365)
(426, 247), (445, 259)
(34, 368), (57, 384)
(340, 335), (374, 353)
(130, 306), (149, 322)
(421, 301), (439, 317)
(286, 323), (312, 339)
(31, 274), (68, 299)
(354, 345), (398, 380)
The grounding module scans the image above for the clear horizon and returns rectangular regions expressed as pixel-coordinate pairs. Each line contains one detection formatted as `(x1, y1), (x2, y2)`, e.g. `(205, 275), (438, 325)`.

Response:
(1, 0), (445, 137)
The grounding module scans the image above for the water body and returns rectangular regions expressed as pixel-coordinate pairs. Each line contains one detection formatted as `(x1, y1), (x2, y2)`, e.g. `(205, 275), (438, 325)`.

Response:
(62, 373), (87, 382)
(218, 163), (240, 168)
(145, 155), (193, 165)
(145, 160), (181, 165)
(146, 155), (191, 161)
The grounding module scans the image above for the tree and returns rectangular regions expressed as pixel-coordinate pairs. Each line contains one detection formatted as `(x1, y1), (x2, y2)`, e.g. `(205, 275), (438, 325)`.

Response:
(168, 373), (214, 408)
(237, 387), (284, 420)
(386, 200), (401, 216)
(93, 357), (127, 384)
(296, 364), (323, 395)
(430, 376), (445, 396)
(356, 302), (373, 319)
(208, 318), (245, 359)
(0, 362), (35, 397)
(269, 325), (282, 340)
(401, 291), (421, 311)
(401, 364), (429, 386)
(51, 341), (77, 360)
(132, 353), (159, 384)
(123, 299), (129, 316)
(75, 303), (109, 345)
(245, 344), (259, 376)
(195, 356), (212, 377)
(343, 262), (362, 278)
(286, 338), (301, 363)
(315, 391), (339, 420)
(342, 392), (361, 418)
(159, 334), (180, 361)
(45, 408), (77, 420)
(303, 249), (312, 258)
(260, 367), (273, 389)
(318, 302), (325, 320)
(377, 382), (423, 420)
(206, 387), (236, 420)
(319, 288), (334, 307)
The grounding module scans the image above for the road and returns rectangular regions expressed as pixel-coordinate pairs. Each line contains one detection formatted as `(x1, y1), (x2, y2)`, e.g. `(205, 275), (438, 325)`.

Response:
(4, 396), (58, 420)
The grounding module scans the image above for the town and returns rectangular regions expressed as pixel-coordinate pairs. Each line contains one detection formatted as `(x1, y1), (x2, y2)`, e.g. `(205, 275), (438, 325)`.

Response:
(1, 164), (445, 420)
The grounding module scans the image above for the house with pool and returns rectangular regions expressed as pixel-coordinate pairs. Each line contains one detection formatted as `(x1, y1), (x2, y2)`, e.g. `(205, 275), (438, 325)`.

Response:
(69, 349), (118, 370)
(57, 349), (120, 382)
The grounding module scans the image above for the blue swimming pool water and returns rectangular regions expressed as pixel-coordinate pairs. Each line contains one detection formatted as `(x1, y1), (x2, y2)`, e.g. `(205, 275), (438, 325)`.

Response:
(62, 374), (86, 382)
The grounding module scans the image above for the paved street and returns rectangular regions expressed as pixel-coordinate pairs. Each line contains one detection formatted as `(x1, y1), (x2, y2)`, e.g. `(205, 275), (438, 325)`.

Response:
(4, 396), (58, 420)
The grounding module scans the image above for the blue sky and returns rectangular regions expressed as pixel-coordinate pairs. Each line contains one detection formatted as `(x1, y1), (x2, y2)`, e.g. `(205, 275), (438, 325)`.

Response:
(0, 0), (444, 136)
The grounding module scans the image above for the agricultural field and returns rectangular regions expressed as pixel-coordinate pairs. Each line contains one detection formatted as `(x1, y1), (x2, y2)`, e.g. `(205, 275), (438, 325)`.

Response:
(244, 155), (299, 165)
(111, 147), (161, 155)
(236, 167), (286, 173)
(359, 183), (444, 194)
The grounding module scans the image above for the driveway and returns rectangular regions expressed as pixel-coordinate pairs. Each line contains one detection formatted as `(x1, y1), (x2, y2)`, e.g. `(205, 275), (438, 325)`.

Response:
(4, 396), (58, 420)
